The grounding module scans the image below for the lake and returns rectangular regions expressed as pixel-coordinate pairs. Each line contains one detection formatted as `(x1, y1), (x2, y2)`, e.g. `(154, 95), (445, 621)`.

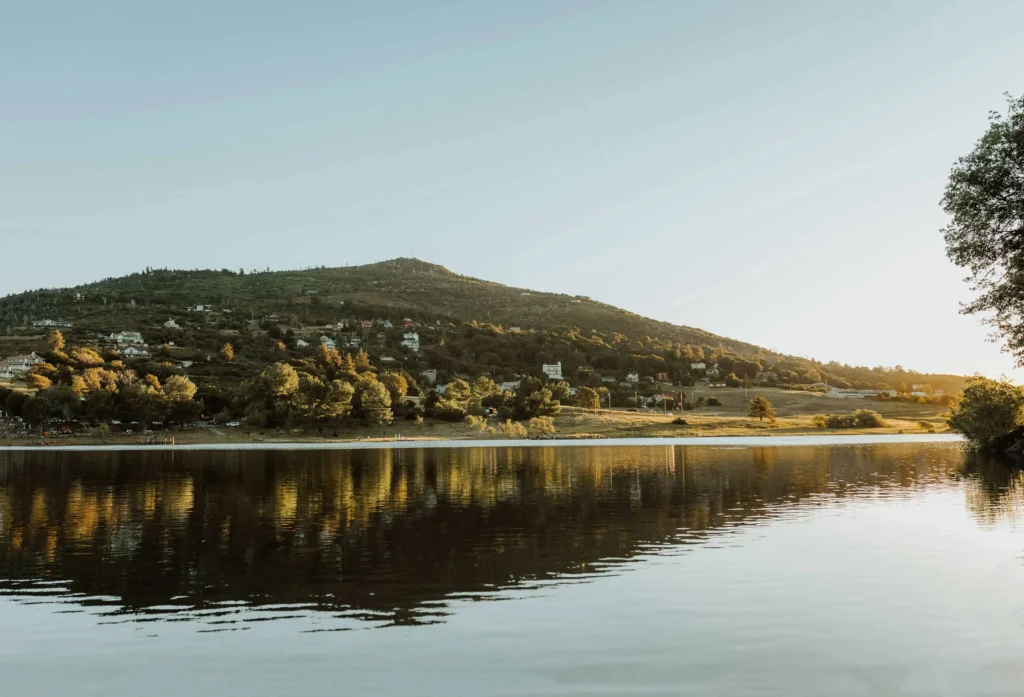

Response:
(1, 440), (1022, 696)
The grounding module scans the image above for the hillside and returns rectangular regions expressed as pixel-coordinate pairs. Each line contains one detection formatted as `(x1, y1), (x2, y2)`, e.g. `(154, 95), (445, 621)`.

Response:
(0, 258), (759, 355)
(0, 257), (967, 402)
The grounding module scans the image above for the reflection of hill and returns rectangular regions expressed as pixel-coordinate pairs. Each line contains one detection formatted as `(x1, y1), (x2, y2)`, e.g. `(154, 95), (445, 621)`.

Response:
(0, 444), (983, 626)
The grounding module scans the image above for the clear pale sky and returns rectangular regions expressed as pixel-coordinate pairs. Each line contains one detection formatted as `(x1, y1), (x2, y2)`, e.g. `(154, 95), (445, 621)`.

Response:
(3, 1), (1023, 378)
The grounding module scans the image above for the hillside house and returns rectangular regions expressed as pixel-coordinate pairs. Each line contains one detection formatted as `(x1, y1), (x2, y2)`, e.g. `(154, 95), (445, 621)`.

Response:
(420, 369), (437, 385)
(402, 332), (420, 352)
(655, 372), (669, 382)
(403, 318), (414, 328)
(109, 331), (144, 345)
(320, 336), (336, 351)
(2, 352), (44, 375)
(380, 355), (398, 363)
(0, 366), (16, 381)
(509, 326), (522, 333)
(163, 318), (181, 330)
(265, 314), (282, 323)
(690, 362), (706, 371)
(707, 366), (721, 378)
(32, 319), (73, 329)
(188, 304), (211, 312)
(381, 320), (393, 329)
(296, 339), (310, 348)
(542, 362), (563, 380)
(499, 381), (521, 392)
(120, 346), (151, 358)
(708, 382), (727, 388)
(625, 373), (640, 384)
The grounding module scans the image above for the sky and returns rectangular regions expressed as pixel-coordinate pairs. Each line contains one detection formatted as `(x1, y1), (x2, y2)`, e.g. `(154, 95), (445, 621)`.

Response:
(2, 0), (1023, 378)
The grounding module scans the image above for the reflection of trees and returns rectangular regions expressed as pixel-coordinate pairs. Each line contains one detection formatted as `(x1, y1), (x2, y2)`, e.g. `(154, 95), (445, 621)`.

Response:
(0, 443), (991, 626)
(961, 451), (1024, 526)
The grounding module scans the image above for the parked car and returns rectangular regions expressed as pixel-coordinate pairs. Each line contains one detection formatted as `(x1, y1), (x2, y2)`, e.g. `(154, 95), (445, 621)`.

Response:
(226, 421), (241, 428)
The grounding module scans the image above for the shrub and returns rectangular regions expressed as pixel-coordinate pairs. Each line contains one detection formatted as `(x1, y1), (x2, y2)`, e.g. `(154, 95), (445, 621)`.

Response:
(706, 397), (722, 407)
(498, 419), (528, 439)
(671, 416), (688, 425)
(464, 414), (487, 432)
(528, 416), (555, 435)
(812, 409), (887, 429)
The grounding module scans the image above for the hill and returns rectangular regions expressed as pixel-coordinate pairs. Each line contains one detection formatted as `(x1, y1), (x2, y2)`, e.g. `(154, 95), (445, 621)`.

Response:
(0, 258), (967, 403)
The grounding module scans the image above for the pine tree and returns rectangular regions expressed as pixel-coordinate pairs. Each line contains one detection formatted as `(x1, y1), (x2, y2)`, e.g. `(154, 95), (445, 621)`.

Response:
(749, 394), (775, 422)
(354, 348), (372, 371)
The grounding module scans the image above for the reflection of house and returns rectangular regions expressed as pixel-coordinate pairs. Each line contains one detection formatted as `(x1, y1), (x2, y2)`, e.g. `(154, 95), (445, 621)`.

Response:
(541, 362), (563, 380)
(402, 332), (420, 352)
(320, 336), (336, 351)
(109, 331), (144, 345)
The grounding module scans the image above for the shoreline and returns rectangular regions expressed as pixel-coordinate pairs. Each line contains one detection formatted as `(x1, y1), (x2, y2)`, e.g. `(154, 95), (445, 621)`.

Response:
(0, 433), (964, 452)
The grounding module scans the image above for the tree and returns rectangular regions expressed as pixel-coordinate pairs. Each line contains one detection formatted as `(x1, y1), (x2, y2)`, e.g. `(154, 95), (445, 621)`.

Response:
(47, 330), (64, 352)
(748, 394), (775, 421)
(361, 381), (393, 425)
(354, 348), (372, 372)
(528, 416), (555, 435)
(942, 94), (1024, 363)
(379, 371), (408, 403)
(220, 343), (235, 362)
(574, 386), (600, 411)
(947, 376), (1024, 449)
(548, 381), (571, 403)
(261, 362), (299, 398)
(25, 374), (51, 391)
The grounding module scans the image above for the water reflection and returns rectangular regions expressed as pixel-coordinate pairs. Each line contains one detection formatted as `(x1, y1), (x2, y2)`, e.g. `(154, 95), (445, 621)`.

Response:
(0, 443), (1016, 629)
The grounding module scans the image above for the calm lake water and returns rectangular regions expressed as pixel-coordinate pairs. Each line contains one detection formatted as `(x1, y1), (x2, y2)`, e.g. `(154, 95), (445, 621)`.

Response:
(1, 441), (1023, 696)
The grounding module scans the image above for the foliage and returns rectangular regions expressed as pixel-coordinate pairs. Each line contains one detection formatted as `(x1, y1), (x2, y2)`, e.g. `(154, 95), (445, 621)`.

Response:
(574, 385), (600, 411)
(812, 409), (887, 429)
(947, 376), (1024, 449)
(942, 94), (1024, 363)
(220, 343), (235, 362)
(748, 394), (775, 421)
(528, 416), (555, 435)
(671, 416), (688, 425)
(464, 414), (487, 432)
(498, 419), (528, 439)
(361, 381), (393, 425)
(706, 397), (722, 407)
(379, 371), (408, 403)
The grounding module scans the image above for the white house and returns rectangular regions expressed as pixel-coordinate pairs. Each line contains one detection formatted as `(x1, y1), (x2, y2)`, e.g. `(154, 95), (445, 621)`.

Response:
(109, 331), (144, 345)
(625, 373), (640, 384)
(0, 366), (16, 381)
(911, 391), (928, 398)
(296, 339), (311, 348)
(509, 326), (522, 333)
(690, 362), (706, 371)
(320, 336), (336, 351)
(380, 355), (398, 363)
(541, 362), (563, 380)
(32, 319), (73, 329)
(499, 381), (521, 392)
(420, 369), (438, 384)
(826, 387), (897, 399)
(402, 332), (420, 352)
(188, 304), (212, 312)
(120, 346), (151, 358)
(163, 318), (181, 330)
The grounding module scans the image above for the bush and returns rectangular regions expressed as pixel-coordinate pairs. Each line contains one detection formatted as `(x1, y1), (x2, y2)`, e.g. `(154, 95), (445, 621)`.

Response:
(812, 409), (887, 429)
(706, 397), (722, 407)
(671, 417), (688, 425)
(528, 416), (555, 435)
(947, 377), (1024, 449)
(498, 419), (528, 439)
(464, 414), (487, 432)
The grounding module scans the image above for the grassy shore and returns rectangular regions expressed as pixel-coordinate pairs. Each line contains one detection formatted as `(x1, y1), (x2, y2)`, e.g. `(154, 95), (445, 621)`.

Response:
(1, 388), (951, 447)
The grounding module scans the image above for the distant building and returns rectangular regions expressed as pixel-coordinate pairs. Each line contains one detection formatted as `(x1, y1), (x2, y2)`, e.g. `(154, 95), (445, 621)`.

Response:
(380, 355), (398, 363)
(188, 304), (212, 312)
(541, 362), (563, 380)
(32, 319), (73, 329)
(120, 346), (151, 358)
(708, 382), (727, 388)
(1, 352), (45, 375)
(420, 369), (438, 385)
(499, 381), (521, 392)
(577, 365), (594, 375)
(402, 331), (420, 352)
(826, 387), (897, 399)
(163, 318), (181, 330)
(690, 362), (706, 371)
(625, 373), (640, 384)
(320, 336), (336, 351)
(509, 326), (522, 333)
(655, 372), (669, 382)
(109, 331), (144, 345)
(296, 339), (311, 348)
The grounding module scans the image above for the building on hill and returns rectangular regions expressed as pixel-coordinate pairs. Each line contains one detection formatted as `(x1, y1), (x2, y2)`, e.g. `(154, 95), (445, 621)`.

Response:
(826, 387), (897, 399)
(264, 314), (282, 323)
(296, 339), (310, 348)
(320, 336), (336, 351)
(109, 331), (144, 345)
(541, 362), (563, 380)
(499, 381), (521, 392)
(403, 318), (414, 328)
(2, 352), (45, 375)
(0, 366), (16, 381)
(380, 355), (398, 363)
(188, 304), (212, 312)
(420, 369), (437, 385)
(402, 332), (420, 353)
(120, 346), (151, 358)
(625, 373), (640, 384)
(163, 318), (181, 330)
(655, 372), (669, 382)
(32, 319), (73, 329)
(578, 365), (594, 376)
(690, 362), (706, 371)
